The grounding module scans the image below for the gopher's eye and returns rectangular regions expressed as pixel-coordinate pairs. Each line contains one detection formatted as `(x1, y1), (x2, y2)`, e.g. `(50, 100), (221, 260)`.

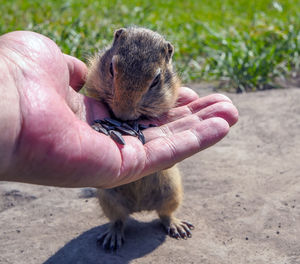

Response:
(150, 73), (161, 89)
(109, 62), (114, 78)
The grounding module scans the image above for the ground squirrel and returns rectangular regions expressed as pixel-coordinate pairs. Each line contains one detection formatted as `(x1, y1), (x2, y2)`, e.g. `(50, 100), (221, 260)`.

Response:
(85, 27), (194, 250)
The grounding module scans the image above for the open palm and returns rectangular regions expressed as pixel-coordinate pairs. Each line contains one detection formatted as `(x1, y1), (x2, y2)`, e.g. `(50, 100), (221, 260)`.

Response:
(0, 31), (238, 188)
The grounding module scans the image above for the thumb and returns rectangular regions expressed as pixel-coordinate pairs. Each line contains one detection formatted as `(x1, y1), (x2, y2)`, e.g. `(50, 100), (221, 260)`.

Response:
(64, 54), (88, 92)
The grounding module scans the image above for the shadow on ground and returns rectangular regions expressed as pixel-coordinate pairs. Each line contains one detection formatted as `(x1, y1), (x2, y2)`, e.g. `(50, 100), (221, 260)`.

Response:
(44, 218), (166, 264)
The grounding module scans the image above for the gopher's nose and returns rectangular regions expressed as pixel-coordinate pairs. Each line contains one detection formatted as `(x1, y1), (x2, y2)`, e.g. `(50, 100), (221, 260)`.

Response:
(111, 107), (140, 121)
(111, 84), (143, 120)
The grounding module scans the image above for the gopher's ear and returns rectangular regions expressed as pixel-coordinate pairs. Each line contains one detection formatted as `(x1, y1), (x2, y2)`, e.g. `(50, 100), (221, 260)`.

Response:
(165, 42), (174, 62)
(113, 28), (126, 44)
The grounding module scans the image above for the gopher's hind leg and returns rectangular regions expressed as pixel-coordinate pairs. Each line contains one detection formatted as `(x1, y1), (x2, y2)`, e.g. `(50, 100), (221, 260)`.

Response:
(97, 220), (125, 250)
(97, 189), (128, 250)
(159, 215), (194, 239)
(156, 167), (194, 239)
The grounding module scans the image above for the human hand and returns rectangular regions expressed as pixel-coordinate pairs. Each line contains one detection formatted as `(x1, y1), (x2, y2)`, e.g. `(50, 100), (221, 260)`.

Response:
(0, 31), (238, 188)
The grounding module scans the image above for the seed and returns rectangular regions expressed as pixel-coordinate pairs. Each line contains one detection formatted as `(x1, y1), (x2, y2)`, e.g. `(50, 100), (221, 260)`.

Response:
(94, 119), (103, 124)
(138, 124), (149, 130)
(132, 121), (139, 132)
(101, 123), (115, 131)
(91, 124), (100, 132)
(121, 123), (138, 135)
(121, 123), (132, 129)
(104, 118), (121, 127)
(138, 130), (146, 144)
(109, 130), (125, 145)
(92, 118), (149, 144)
(93, 122), (103, 128)
(98, 127), (109, 135)
(115, 126), (137, 136)
(92, 123), (109, 135)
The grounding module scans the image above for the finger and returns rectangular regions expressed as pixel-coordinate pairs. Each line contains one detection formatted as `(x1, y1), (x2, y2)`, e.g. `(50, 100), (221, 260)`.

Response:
(145, 100), (238, 142)
(142, 117), (230, 177)
(157, 93), (235, 125)
(63, 54), (88, 92)
(176, 87), (199, 107)
(193, 100), (238, 126)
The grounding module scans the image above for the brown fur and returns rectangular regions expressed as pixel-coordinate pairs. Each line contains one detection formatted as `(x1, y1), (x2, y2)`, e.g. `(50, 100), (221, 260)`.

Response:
(85, 27), (193, 250)
(85, 27), (180, 120)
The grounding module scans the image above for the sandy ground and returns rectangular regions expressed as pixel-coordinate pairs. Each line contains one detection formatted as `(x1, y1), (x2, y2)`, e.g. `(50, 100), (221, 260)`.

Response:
(0, 86), (299, 264)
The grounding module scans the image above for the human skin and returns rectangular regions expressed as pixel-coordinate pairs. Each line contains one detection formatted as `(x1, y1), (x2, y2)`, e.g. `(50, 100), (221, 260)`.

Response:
(0, 31), (238, 188)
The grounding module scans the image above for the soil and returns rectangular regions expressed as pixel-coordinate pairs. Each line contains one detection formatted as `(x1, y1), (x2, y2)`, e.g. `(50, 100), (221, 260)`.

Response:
(0, 85), (299, 264)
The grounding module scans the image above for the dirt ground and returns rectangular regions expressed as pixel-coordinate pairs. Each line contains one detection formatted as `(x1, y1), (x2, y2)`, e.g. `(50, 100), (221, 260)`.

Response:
(0, 85), (299, 264)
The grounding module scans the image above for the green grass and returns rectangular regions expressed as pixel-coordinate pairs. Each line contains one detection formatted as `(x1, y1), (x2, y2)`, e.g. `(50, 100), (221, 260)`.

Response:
(1, 0), (300, 92)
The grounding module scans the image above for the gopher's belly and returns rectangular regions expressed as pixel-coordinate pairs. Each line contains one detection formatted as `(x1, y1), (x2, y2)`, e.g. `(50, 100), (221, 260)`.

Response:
(101, 166), (181, 213)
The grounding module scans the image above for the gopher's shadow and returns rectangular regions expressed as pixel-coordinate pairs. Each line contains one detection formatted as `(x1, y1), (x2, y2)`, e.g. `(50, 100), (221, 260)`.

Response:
(44, 218), (166, 264)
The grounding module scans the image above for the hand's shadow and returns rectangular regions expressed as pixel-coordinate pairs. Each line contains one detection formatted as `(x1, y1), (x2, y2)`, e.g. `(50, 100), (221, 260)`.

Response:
(44, 218), (166, 264)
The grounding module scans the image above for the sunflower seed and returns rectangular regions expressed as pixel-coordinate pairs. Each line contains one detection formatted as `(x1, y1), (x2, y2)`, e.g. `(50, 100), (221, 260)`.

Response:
(101, 123), (115, 131)
(92, 118), (151, 145)
(138, 124), (149, 130)
(104, 118), (121, 127)
(121, 123), (138, 135)
(121, 122), (133, 129)
(98, 127), (109, 135)
(91, 124), (100, 132)
(94, 119), (103, 124)
(92, 123), (109, 135)
(138, 130), (146, 144)
(115, 126), (137, 136)
(131, 120), (139, 132)
(109, 130), (125, 145)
